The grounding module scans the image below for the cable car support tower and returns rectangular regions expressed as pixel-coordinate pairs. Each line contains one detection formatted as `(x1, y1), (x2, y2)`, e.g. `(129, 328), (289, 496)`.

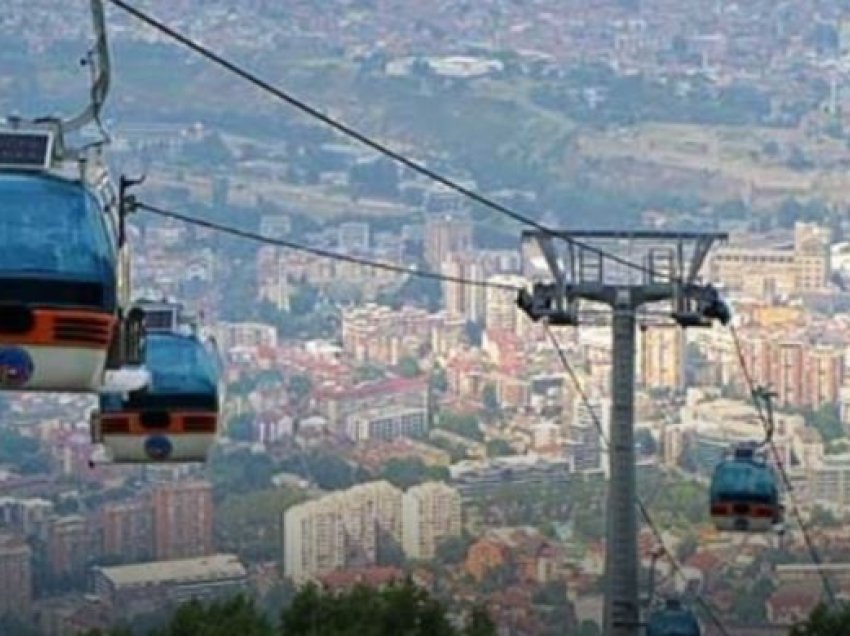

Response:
(517, 229), (730, 636)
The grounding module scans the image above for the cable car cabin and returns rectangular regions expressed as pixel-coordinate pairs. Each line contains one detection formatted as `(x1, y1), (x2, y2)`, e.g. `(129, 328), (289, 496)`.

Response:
(646, 599), (701, 636)
(710, 446), (783, 533)
(0, 3), (145, 393)
(92, 303), (222, 463)
(0, 168), (120, 392)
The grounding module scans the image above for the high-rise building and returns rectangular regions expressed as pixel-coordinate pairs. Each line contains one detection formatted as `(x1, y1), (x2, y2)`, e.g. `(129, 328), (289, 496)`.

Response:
(283, 481), (403, 582)
(774, 340), (805, 407)
(733, 330), (845, 409)
(152, 481), (214, 560)
(47, 516), (91, 581)
(0, 533), (31, 617)
(810, 453), (850, 507)
(794, 222), (831, 291)
(569, 397), (609, 473)
(101, 499), (154, 563)
(424, 215), (472, 270)
(806, 346), (844, 410)
(442, 255), (485, 322)
(639, 327), (684, 392)
(0, 497), (53, 540)
(401, 482), (462, 560)
(485, 274), (527, 332)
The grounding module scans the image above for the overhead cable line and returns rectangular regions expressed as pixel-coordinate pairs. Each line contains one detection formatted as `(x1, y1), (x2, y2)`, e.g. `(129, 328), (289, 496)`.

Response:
(544, 324), (732, 636)
(728, 323), (837, 606)
(136, 201), (521, 292)
(107, 0), (665, 281)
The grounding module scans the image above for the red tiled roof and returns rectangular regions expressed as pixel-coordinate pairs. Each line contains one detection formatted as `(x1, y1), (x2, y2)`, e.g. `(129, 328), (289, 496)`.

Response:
(319, 566), (403, 590)
(315, 377), (426, 400)
(685, 551), (723, 572)
(767, 584), (821, 613)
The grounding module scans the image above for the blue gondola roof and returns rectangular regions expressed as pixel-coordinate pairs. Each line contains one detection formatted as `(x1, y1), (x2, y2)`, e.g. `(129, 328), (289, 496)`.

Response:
(710, 458), (778, 503)
(0, 173), (115, 281)
(101, 332), (219, 411)
(647, 602), (701, 636)
(143, 332), (219, 394)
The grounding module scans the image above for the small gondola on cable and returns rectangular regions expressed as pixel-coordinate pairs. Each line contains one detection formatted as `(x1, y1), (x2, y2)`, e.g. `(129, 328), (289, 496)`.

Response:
(644, 549), (702, 636)
(90, 300), (223, 464)
(646, 598), (701, 636)
(0, 0), (147, 394)
(709, 388), (785, 534)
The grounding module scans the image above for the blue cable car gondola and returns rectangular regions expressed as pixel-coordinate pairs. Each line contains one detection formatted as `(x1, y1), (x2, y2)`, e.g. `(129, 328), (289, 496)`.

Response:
(0, 0), (146, 393)
(710, 445), (783, 533)
(646, 599), (701, 636)
(0, 172), (119, 391)
(91, 301), (222, 463)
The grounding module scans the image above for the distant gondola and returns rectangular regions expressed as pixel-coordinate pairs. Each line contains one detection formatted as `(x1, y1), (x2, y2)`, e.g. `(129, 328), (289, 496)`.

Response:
(710, 445), (783, 533)
(646, 599), (701, 636)
(91, 301), (222, 463)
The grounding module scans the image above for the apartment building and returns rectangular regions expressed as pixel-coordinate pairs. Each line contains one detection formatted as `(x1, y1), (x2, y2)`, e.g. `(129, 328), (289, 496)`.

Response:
(401, 482), (462, 560)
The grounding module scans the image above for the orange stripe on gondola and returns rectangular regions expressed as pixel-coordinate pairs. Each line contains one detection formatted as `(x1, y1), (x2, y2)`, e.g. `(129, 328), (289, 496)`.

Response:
(0, 309), (116, 349)
(711, 502), (778, 520)
(100, 411), (219, 435)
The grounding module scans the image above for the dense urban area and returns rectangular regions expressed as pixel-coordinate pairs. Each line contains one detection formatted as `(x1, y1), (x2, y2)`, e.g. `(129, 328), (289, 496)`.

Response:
(5, 1), (850, 634)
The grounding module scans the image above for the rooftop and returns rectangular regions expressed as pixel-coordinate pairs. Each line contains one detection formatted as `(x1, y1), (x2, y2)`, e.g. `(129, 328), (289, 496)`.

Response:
(97, 554), (246, 588)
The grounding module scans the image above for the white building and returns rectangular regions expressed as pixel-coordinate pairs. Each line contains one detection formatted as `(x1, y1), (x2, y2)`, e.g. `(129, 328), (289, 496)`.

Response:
(283, 481), (403, 582)
(402, 482), (462, 560)
(346, 406), (427, 442)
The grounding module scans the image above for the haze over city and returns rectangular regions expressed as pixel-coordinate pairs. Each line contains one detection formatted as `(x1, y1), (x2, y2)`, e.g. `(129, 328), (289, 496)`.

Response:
(3, 1), (850, 635)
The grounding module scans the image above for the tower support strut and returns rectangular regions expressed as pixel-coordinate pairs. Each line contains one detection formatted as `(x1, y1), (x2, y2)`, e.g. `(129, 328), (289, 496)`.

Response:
(517, 229), (729, 636)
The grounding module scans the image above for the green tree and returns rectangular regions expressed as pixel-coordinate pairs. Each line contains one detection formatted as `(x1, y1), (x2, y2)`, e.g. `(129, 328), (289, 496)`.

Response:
(215, 489), (306, 561)
(791, 602), (850, 635)
(733, 577), (774, 624)
(354, 363), (386, 383)
(261, 581), (296, 623)
(807, 404), (844, 443)
(280, 452), (358, 490)
(486, 439), (512, 458)
(280, 579), (487, 636)
(464, 605), (496, 636)
(289, 284), (320, 316)
(430, 366), (448, 393)
(578, 619), (602, 636)
(154, 595), (273, 636)
(398, 356), (421, 378)
(287, 374), (312, 402)
(206, 449), (276, 499)
(380, 458), (449, 489)
(482, 384), (499, 414)
(227, 413), (255, 442)
(438, 412), (483, 442)
(435, 534), (474, 565)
